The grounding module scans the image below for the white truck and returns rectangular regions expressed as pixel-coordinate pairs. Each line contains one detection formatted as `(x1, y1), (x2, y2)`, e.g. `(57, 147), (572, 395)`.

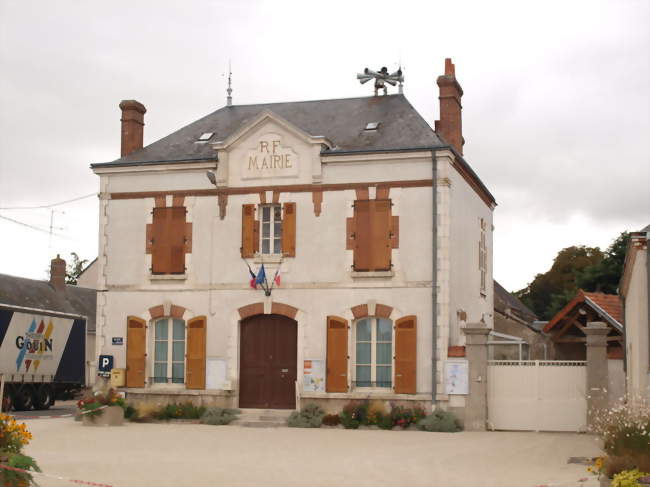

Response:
(0, 306), (86, 411)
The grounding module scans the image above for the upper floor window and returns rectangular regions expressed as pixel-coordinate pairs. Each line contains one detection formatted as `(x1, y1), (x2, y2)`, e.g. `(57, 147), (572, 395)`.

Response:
(146, 206), (191, 274)
(241, 202), (296, 258)
(479, 218), (487, 295)
(260, 204), (282, 255)
(347, 199), (398, 272)
(353, 317), (393, 388)
(153, 318), (185, 384)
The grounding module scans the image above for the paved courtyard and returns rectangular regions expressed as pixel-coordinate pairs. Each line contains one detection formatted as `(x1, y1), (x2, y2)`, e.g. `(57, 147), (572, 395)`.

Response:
(23, 417), (603, 487)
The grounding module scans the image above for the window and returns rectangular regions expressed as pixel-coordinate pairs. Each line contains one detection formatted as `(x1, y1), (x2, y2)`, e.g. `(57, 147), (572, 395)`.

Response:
(348, 199), (397, 271)
(147, 206), (191, 274)
(260, 204), (282, 255)
(153, 318), (185, 384)
(479, 219), (487, 295)
(354, 317), (392, 388)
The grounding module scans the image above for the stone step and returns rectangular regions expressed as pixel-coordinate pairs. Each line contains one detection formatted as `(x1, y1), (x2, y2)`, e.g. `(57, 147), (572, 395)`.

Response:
(231, 408), (293, 428)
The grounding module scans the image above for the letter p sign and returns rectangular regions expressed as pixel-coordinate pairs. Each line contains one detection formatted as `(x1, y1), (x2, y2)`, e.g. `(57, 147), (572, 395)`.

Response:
(98, 355), (114, 373)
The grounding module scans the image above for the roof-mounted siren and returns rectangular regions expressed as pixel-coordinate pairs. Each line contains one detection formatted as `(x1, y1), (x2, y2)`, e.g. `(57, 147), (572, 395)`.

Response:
(357, 66), (404, 96)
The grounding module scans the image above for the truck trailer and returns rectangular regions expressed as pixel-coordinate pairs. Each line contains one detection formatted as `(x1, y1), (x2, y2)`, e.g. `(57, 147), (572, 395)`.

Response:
(0, 306), (86, 411)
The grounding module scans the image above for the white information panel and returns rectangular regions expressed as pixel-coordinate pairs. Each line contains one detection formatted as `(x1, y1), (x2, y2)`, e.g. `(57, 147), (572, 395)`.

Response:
(445, 359), (469, 395)
(303, 359), (325, 393)
(206, 357), (228, 390)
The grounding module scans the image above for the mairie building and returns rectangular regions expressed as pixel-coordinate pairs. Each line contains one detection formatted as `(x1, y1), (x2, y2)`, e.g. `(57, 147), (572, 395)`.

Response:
(91, 59), (496, 417)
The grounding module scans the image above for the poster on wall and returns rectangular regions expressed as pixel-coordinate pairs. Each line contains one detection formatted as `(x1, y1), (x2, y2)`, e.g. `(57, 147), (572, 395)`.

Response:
(445, 359), (469, 395)
(303, 359), (325, 393)
(206, 357), (228, 390)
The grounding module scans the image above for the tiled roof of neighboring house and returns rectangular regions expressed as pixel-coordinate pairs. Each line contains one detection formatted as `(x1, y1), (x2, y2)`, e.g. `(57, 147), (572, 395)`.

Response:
(0, 273), (96, 332)
(97, 95), (445, 165)
(543, 289), (623, 333)
(493, 280), (537, 323)
(583, 291), (623, 325)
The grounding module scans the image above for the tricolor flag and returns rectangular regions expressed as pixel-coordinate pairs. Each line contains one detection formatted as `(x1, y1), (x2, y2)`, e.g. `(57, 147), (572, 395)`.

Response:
(274, 267), (281, 287)
(249, 267), (257, 289)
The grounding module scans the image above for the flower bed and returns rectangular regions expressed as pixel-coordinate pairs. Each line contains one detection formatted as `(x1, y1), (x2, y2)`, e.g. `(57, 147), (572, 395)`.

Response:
(0, 413), (39, 486)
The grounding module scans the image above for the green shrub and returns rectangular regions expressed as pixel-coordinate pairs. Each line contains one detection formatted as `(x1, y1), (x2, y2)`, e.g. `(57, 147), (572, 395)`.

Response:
(124, 405), (139, 421)
(199, 407), (240, 425)
(417, 409), (461, 432)
(377, 413), (394, 430)
(322, 414), (341, 426)
(611, 469), (650, 487)
(153, 402), (206, 420)
(287, 403), (325, 428)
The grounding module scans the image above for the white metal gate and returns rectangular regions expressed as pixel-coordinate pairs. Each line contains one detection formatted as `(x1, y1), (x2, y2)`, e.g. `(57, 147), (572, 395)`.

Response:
(487, 360), (587, 432)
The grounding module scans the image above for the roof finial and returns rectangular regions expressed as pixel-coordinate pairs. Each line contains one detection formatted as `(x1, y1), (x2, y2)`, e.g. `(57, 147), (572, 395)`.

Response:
(226, 60), (233, 107)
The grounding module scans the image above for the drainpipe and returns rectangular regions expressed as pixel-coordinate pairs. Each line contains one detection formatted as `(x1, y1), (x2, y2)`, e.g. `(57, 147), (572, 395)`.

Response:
(431, 151), (438, 404)
(646, 237), (650, 380)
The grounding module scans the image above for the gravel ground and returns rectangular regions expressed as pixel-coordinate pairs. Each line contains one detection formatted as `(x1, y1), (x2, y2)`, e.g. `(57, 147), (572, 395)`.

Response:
(21, 419), (603, 487)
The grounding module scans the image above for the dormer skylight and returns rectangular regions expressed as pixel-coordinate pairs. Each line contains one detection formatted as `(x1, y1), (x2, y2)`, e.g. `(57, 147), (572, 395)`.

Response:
(364, 122), (380, 131)
(197, 132), (214, 141)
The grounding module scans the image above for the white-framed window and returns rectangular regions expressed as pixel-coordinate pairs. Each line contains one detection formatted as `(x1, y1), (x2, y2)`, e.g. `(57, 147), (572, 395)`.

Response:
(353, 317), (393, 388)
(260, 204), (282, 255)
(152, 318), (185, 384)
(479, 218), (487, 295)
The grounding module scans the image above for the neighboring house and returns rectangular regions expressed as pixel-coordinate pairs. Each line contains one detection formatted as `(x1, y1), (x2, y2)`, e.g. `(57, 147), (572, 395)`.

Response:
(620, 225), (650, 404)
(492, 280), (549, 360)
(543, 290), (624, 360)
(76, 257), (98, 289)
(0, 256), (97, 384)
(90, 58), (496, 414)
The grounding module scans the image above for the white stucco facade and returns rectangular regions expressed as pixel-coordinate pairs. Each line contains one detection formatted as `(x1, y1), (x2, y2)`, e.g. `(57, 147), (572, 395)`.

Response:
(92, 107), (494, 411)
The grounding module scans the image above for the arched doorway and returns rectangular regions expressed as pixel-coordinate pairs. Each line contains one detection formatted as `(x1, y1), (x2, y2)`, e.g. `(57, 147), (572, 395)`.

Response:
(239, 314), (297, 409)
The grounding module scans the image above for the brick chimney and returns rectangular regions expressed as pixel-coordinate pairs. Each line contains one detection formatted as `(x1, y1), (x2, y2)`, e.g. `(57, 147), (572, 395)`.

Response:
(50, 255), (66, 293)
(435, 58), (464, 155)
(119, 100), (146, 157)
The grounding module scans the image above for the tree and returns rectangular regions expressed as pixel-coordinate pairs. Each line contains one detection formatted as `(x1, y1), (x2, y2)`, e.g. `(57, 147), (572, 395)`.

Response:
(515, 245), (603, 320)
(65, 252), (88, 285)
(576, 232), (630, 294)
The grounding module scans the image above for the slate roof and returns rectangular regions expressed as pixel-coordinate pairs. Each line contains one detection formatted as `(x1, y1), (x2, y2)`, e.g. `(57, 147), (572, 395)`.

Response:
(95, 95), (445, 166)
(493, 280), (537, 323)
(0, 273), (96, 332)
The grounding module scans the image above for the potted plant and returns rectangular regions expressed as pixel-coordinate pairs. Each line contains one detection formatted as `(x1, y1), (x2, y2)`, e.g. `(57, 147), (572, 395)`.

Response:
(77, 388), (125, 426)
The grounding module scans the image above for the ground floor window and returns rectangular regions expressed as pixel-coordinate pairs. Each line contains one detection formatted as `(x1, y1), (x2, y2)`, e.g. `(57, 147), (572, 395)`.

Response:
(354, 317), (392, 388)
(153, 318), (185, 384)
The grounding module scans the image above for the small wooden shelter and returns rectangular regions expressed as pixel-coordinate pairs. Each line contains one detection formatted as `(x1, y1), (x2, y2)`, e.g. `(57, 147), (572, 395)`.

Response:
(543, 290), (623, 360)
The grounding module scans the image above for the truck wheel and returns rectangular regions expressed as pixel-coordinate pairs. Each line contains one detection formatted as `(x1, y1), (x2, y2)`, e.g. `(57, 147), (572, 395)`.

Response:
(1, 388), (13, 412)
(33, 385), (54, 410)
(13, 385), (34, 411)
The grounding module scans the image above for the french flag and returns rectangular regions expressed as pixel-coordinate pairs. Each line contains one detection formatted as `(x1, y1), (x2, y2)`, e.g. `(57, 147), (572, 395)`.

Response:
(274, 267), (281, 287)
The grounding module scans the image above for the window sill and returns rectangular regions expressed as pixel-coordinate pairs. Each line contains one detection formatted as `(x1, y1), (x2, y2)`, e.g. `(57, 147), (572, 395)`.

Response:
(149, 273), (187, 281)
(253, 254), (283, 264)
(301, 391), (430, 401)
(350, 270), (394, 278)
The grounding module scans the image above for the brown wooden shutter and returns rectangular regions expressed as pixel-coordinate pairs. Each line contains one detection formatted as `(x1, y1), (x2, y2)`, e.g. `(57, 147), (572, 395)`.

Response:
(186, 316), (206, 390)
(326, 316), (348, 392)
(282, 202), (296, 257)
(371, 199), (392, 271)
(169, 207), (186, 274)
(126, 316), (146, 388)
(394, 315), (417, 394)
(151, 207), (171, 274)
(390, 215), (399, 249)
(353, 200), (371, 271)
(241, 204), (256, 258)
(346, 217), (355, 250)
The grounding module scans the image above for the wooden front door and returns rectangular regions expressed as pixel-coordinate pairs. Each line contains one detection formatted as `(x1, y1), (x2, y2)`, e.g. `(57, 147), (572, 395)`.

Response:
(239, 314), (297, 409)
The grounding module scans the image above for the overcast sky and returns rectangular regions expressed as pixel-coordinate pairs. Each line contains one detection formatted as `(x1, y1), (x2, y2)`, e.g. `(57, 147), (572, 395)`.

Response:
(0, 0), (648, 292)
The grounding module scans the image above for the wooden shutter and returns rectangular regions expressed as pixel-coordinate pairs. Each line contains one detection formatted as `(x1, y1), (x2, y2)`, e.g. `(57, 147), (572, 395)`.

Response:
(126, 317), (146, 388)
(186, 316), (206, 390)
(390, 215), (399, 249)
(151, 207), (171, 274)
(169, 207), (186, 274)
(394, 315), (417, 394)
(241, 204), (256, 258)
(353, 200), (372, 271)
(371, 199), (392, 271)
(282, 202), (296, 257)
(326, 316), (348, 392)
